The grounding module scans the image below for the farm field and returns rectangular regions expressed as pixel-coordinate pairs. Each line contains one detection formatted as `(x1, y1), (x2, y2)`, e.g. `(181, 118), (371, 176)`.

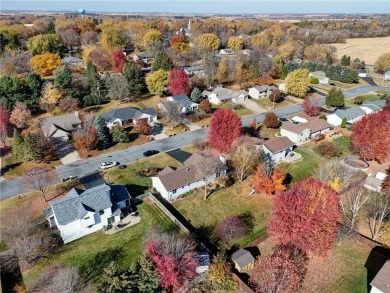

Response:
(330, 36), (390, 65)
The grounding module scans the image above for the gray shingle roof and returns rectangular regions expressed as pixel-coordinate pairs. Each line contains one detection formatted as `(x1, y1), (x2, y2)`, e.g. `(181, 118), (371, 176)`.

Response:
(363, 99), (386, 110)
(254, 85), (277, 92)
(371, 260), (390, 292)
(40, 112), (82, 137)
(48, 184), (130, 225)
(171, 94), (191, 103)
(334, 107), (366, 121)
(232, 249), (255, 268)
(100, 107), (156, 122)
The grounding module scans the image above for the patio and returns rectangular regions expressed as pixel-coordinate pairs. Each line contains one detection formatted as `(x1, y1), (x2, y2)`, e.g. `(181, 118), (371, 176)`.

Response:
(104, 214), (141, 235)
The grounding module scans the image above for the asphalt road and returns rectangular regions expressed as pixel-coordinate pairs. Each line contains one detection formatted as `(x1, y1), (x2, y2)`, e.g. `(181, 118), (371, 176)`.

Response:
(1, 85), (389, 200)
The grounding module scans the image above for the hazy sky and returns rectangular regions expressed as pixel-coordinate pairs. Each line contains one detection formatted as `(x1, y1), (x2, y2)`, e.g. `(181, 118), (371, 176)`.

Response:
(2, 0), (390, 14)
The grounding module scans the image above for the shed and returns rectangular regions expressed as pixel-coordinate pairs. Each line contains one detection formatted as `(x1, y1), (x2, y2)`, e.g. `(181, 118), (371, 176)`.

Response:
(231, 249), (255, 272)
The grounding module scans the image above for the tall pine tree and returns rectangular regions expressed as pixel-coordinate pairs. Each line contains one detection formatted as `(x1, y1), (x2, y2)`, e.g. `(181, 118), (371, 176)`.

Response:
(93, 116), (111, 150)
(23, 132), (43, 162)
(122, 60), (145, 99)
(152, 51), (173, 72)
(12, 128), (24, 160)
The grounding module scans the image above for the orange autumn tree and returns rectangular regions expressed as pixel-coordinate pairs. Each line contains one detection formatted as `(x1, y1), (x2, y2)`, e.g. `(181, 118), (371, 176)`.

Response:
(252, 165), (286, 195)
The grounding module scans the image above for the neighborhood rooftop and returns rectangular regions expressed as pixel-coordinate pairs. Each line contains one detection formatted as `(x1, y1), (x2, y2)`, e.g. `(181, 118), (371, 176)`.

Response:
(39, 112), (81, 137)
(333, 107), (366, 120)
(261, 136), (294, 154)
(231, 249), (255, 268)
(281, 122), (307, 134)
(370, 260), (390, 292)
(304, 119), (333, 133)
(100, 107), (156, 123)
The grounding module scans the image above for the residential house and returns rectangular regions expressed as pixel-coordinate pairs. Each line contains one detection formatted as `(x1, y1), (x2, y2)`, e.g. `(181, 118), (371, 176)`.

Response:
(183, 64), (205, 77)
(196, 252), (210, 274)
(218, 49), (235, 55)
(256, 136), (294, 163)
(304, 119), (333, 138)
(280, 122), (311, 144)
(202, 87), (248, 105)
(326, 107), (366, 126)
(133, 53), (154, 64)
(278, 83), (286, 92)
(61, 56), (84, 68)
(384, 71), (390, 81)
(309, 71), (329, 85)
(151, 153), (227, 201)
(291, 113), (319, 124)
(162, 94), (199, 113)
(177, 19), (192, 37)
(370, 260), (390, 293)
(43, 184), (131, 243)
(231, 249), (255, 273)
(248, 85), (277, 99)
(358, 69), (367, 78)
(360, 100), (386, 114)
(40, 112), (82, 141)
(364, 172), (388, 193)
(99, 107), (157, 129)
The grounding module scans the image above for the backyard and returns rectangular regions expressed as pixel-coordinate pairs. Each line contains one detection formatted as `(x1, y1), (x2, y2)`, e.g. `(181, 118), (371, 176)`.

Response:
(219, 103), (255, 116)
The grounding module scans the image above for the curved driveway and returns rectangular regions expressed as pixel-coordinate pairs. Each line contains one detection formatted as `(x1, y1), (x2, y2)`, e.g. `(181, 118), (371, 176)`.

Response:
(1, 85), (389, 200)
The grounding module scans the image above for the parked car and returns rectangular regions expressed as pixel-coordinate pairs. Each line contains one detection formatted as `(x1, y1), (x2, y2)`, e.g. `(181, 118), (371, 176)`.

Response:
(143, 150), (159, 157)
(99, 161), (119, 170)
(279, 117), (290, 123)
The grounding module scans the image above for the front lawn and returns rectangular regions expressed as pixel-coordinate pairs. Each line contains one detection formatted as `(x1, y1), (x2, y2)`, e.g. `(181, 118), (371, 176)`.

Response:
(218, 103), (254, 116)
(172, 179), (272, 248)
(103, 152), (184, 196)
(344, 94), (381, 107)
(251, 98), (292, 110)
(23, 198), (176, 288)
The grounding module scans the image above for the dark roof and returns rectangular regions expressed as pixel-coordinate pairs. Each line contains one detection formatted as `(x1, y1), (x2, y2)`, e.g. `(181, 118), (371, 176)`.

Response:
(47, 184), (130, 225)
(263, 137), (294, 154)
(281, 122), (307, 134)
(100, 107), (156, 123)
(231, 249), (255, 268)
(171, 94), (191, 103)
(155, 153), (226, 192)
(40, 112), (81, 137)
(197, 252), (210, 267)
(371, 260), (390, 291)
(254, 85), (277, 92)
(359, 69), (367, 73)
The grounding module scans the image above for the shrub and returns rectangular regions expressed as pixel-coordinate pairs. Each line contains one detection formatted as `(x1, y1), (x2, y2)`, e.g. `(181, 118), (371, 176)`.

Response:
(314, 134), (325, 142)
(354, 96), (365, 105)
(263, 112), (280, 128)
(215, 215), (248, 243)
(110, 126), (131, 143)
(340, 118), (347, 128)
(317, 141), (343, 158)
(310, 76), (319, 84)
(319, 114), (327, 120)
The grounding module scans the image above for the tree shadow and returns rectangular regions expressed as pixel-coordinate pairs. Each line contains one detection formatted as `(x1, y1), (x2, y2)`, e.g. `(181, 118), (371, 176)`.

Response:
(79, 247), (123, 283)
(197, 223), (219, 247)
(2, 162), (22, 174)
(365, 246), (390, 292)
(283, 172), (293, 185)
(125, 184), (149, 197)
(238, 212), (255, 233)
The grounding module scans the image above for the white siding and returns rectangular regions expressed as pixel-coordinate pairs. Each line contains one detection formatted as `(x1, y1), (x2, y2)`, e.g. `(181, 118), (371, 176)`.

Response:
(262, 145), (293, 163)
(370, 286), (384, 293)
(208, 94), (221, 105)
(310, 127), (331, 138)
(249, 88), (260, 99)
(326, 114), (343, 126)
(280, 128), (310, 144)
(107, 118), (123, 129)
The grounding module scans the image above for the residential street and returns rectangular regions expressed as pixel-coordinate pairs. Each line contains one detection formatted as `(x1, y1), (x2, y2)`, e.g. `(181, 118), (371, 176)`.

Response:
(1, 85), (389, 200)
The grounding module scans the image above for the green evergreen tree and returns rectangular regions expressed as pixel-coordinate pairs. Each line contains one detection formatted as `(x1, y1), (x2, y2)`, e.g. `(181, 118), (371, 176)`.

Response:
(23, 132), (43, 162)
(326, 88), (345, 107)
(281, 66), (288, 80)
(12, 128), (24, 160)
(54, 65), (73, 89)
(97, 262), (136, 293)
(122, 60), (145, 98)
(190, 87), (202, 101)
(93, 116), (111, 150)
(340, 55), (349, 66)
(84, 63), (106, 101)
(25, 73), (44, 108)
(110, 126), (131, 143)
(135, 255), (161, 293)
(341, 118), (347, 128)
(152, 51), (173, 72)
(326, 55), (333, 65)
(326, 65), (336, 80)
(44, 22), (55, 34)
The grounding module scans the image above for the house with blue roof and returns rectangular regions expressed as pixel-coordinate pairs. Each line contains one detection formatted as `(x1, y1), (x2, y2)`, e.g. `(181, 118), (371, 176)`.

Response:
(161, 94), (199, 113)
(99, 107), (157, 129)
(43, 184), (131, 243)
(327, 107), (366, 126)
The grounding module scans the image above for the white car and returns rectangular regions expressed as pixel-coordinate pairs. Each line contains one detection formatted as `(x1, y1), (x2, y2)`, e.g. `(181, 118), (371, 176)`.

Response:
(99, 161), (118, 170)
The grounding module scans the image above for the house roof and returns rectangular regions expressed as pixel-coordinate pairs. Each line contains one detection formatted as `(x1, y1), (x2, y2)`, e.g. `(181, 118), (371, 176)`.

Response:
(304, 119), (333, 133)
(231, 249), (255, 268)
(171, 94), (190, 103)
(100, 107), (156, 123)
(253, 85), (277, 92)
(281, 122), (307, 134)
(154, 153), (226, 192)
(204, 87), (248, 101)
(62, 56), (83, 64)
(310, 71), (327, 79)
(333, 107), (366, 121)
(47, 184), (130, 225)
(358, 69), (367, 73)
(370, 260), (390, 291)
(40, 112), (82, 137)
(291, 113), (318, 123)
(197, 252), (210, 267)
(262, 136), (294, 154)
(364, 176), (383, 191)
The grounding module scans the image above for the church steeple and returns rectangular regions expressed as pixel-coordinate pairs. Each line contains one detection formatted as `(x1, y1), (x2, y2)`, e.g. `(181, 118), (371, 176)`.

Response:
(188, 19), (191, 31)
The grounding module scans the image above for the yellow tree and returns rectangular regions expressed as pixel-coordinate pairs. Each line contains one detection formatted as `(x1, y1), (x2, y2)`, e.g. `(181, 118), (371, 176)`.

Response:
(304, 44), (334, 63)
(216, 58), (229, 83)
(250, 33), (265, 48)
(82, 45), (96, 65)
(227, 36), (244, 50)
(40, 82), (64, 111)
(101, 27), (125, 52)
(145, 69), (169, 95)
(285, 69), (310, 98)
(30, 53), (62, 76)
(375, 53), (390, 73)
(278, 42), (296, 63)
(198, 33), (220, 51)
(143, 29), (162, 47)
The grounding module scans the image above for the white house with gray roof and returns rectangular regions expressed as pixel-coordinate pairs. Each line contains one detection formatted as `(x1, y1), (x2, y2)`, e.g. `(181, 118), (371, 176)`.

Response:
(326, 107), (366, 126)
(248, 85), (277, 99)
(99, 107), (157, 129)
(39, 112), (82, 141)
(202, 87), (248, 105)
(43, 184), (131, 243)
(161, 94), (198, 113)
(359, 100), (386, 115)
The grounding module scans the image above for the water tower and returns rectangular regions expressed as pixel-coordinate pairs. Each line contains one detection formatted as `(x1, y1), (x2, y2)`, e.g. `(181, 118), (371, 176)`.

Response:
(78, 8), (85, 19)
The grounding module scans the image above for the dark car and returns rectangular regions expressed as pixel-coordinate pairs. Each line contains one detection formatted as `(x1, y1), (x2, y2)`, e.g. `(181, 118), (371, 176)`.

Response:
(278, 117), (290, 123)
(143, 150), (159, 157)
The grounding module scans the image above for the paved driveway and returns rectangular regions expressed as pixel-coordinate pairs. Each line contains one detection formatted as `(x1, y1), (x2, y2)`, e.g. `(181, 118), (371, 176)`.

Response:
(237, 99), (265, 114)
(54, 138), (80, 165)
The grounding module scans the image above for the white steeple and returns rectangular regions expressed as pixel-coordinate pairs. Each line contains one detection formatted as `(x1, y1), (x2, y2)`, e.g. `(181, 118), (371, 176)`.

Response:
(188, 19), (191, 31)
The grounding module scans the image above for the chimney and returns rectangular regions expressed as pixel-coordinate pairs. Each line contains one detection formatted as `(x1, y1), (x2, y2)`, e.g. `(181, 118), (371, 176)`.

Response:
(219, 155), (226, 164)
(74, 111), (79, 117)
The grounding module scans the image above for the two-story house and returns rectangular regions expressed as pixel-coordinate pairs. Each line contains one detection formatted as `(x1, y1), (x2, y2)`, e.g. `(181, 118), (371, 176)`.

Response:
(248, 85), (277, 99)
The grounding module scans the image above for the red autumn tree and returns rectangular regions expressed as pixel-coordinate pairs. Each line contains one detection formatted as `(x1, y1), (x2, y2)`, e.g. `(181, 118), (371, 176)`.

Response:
(208, 108), (242, 153)
(215, 215), (248, 243)
(73, 127), (98, 157)
(170, 34), (185, 47)
(250, 244), (308, 293)
(302, 95), (321, 116)
(0, 105), (10, 147)
(257, 75), (273, 86)
(351, 111), (390, 163)
(263, 112), (280, 128)
(168, 67), (189, 96)
(382, 167), (390, 192)
(252, 166), (286, 195)
(112, 49), (127, 72)
(268, 178), (340, 256)
(145, 230), (198, 293)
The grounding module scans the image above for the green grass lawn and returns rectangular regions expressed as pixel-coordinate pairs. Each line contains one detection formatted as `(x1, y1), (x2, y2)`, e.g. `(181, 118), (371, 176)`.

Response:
(218, 103), (254, 116)
(278, 148), (321, 182)
(172, 180), (272, 249)
(344, 94), (381, 107)
(103, 153), (184, 196)
(333, 136), (352, 156)
(251, 98), (292, 110)
(23, 199), (176, 288)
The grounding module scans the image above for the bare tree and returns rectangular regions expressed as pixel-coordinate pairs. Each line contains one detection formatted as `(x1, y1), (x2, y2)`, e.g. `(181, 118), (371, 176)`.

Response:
(230, 136), (262, 181)
(315, 159), (359, 185)
(340, 187), (370, 229)
(60, 29), (81, 50)
(10, 102), (32, 129)
(31, 265), (80, 293)
(106, 74), (129, 101)
(367, 192), (390, 241)
(81, 31), (97, 46)
(161, 101), (183, 129)
(20, 167), (59, 202)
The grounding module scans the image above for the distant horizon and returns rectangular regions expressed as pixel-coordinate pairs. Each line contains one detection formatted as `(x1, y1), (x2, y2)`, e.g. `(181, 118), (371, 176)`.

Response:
(2, 1), (390, 14)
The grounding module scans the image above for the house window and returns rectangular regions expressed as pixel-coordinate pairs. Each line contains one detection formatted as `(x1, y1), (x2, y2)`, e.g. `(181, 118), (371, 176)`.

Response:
(87, 225), (93, 228)
(84, 217), (90, 220)
(172, 189), (177, 194)
(99, 210), (104, 215)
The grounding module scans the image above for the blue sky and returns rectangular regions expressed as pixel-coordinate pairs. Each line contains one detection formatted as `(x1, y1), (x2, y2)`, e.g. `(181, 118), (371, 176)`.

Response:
(2, 0), (389, 14)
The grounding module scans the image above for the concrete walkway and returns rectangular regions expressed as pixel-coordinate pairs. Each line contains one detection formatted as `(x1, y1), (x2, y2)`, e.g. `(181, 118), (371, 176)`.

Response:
(104, 215), (141, 234)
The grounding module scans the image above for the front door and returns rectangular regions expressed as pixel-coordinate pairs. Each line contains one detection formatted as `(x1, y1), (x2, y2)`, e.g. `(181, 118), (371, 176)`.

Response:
(107, 216), (115, 225)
